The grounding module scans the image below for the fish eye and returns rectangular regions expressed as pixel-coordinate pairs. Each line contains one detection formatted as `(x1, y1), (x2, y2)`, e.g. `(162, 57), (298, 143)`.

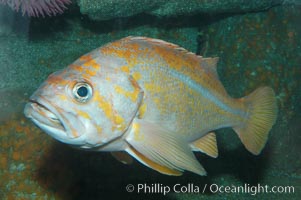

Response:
(73, 82), (93, 103)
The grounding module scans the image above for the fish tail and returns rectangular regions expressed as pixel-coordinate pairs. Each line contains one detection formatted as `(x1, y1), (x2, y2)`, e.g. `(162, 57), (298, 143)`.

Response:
(233, 87), (278, 155)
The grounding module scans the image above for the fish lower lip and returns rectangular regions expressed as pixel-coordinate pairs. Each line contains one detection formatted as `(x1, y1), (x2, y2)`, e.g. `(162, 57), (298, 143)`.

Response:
(29, 100), (64, 130)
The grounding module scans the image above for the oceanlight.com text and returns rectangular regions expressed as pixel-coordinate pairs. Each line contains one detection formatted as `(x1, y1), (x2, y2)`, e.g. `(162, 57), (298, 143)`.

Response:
(125, 183), (295, 196)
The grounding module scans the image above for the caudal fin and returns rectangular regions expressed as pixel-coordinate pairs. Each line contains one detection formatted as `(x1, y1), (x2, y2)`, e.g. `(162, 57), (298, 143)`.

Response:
(234, 87), (277, 155)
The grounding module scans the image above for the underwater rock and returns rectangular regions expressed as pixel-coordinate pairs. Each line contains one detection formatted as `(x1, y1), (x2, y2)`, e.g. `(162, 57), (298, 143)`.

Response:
(0, 4), (30, 36)
(0, 5), (14, 35)
(77, 0), (284, 20)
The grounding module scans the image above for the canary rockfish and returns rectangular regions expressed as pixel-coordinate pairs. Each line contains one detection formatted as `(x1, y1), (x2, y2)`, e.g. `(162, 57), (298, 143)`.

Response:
(24, 36), (277, 176)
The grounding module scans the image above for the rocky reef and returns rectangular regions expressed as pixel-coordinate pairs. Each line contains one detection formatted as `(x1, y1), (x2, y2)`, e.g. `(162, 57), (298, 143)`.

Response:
(77, 0), (285, 20)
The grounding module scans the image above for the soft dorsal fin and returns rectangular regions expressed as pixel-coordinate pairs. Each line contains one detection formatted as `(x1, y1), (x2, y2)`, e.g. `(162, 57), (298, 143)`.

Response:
(191, 132), (218, 158)
(199, 57), (219, 76)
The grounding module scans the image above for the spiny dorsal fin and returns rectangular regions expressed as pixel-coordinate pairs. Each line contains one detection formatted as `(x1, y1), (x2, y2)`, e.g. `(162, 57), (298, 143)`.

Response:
(191, 132), (218, 158)
(127, 36), (219, 76)
(127, 36), (182, 50)
(127, 36), (197, 59)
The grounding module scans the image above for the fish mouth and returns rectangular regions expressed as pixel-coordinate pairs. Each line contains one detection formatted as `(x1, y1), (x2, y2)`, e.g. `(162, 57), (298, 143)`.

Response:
(24, 96), (86, 144)
(25, 98), (66, 132)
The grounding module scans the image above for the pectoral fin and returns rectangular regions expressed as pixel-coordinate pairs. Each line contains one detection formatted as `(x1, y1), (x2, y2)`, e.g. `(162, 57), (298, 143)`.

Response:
(111, 152), (133, 165)
(126, 146), (182, 176)
(191, 132), (218, 158)
(125, 119), (206, 176)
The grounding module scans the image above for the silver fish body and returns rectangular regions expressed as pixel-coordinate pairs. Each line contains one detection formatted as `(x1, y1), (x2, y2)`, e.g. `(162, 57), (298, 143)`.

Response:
(24, 37), (277, 175)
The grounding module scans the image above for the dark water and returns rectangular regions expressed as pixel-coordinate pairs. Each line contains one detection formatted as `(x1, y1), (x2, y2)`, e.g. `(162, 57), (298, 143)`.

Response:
(0, 2), (300, 200)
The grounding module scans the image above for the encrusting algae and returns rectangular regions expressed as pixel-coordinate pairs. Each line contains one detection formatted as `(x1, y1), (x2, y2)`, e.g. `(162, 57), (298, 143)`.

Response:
(0, 114), (80, 199)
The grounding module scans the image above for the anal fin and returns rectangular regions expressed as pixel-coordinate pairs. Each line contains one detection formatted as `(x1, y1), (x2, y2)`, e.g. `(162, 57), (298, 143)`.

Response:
(191, 132), (218, 158)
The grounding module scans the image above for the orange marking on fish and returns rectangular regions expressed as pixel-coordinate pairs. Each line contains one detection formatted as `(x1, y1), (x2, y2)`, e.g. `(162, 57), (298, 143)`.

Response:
(100, 41), (140, 67)
(94, 91), (125, 131)
(69, 64), (84, 72)
(83, 59), (100, 69)
(97, 126), (102, 135)
(79, 54), (92, 61)
(71, 130), (79, 138)
(59, 94), (68, 101)
(132, 122), (143, 141)
(121, 66), (130, 73)
(144, 83), (164, 93)
(138, 102), (147, 119)
(132, 72), (142, 81)
(151, 45), (215, 89)
(122, 43), (140, 66)
(84, 68), (97, 76)
(76, 109), (91, 119)
(115, 115), (125, 129)
(114, 85), (140, 102)
(46, 74), (69, 85)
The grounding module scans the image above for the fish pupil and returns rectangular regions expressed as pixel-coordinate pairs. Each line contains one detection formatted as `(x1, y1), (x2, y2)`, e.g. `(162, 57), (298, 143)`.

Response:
(77, 86), (88, 97)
